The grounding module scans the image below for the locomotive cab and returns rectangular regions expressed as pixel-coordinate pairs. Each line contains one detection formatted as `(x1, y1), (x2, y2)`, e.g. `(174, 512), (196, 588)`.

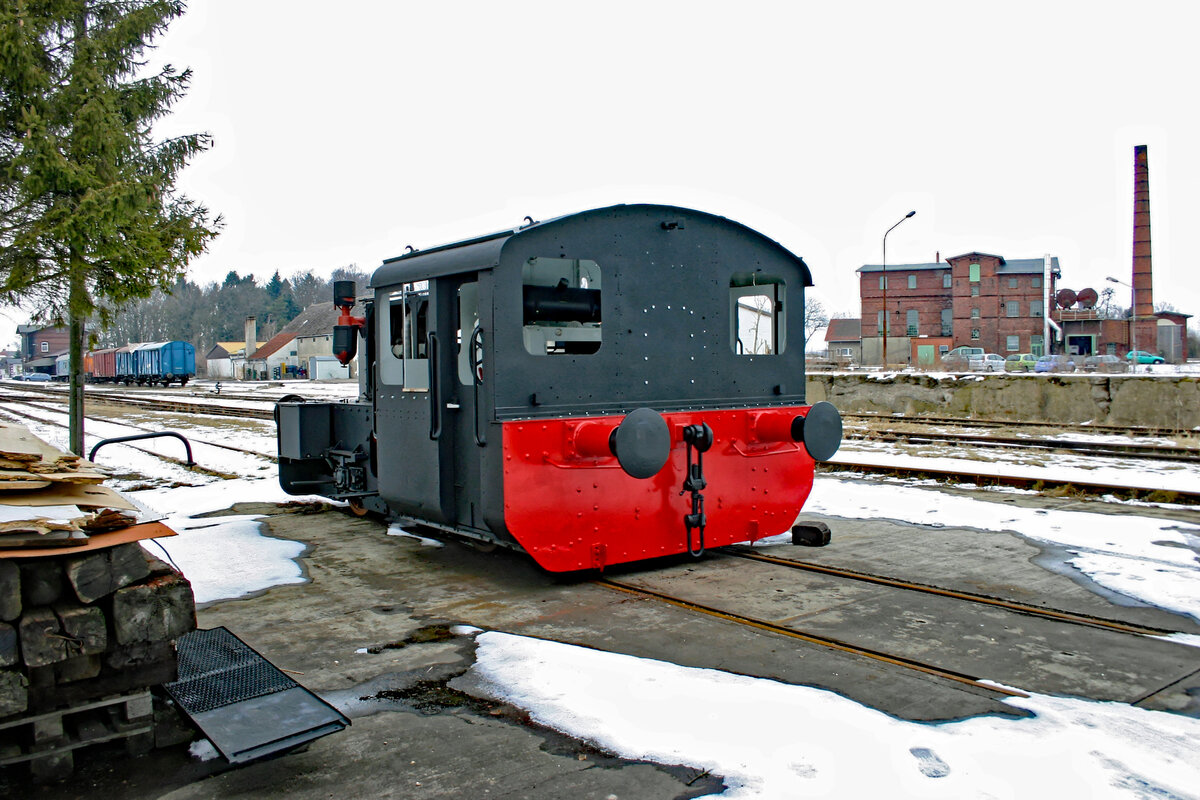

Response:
(277, 204), (842, 571)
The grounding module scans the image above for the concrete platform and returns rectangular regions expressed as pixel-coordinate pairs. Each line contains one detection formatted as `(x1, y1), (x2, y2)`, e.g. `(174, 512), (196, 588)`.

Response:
(13, 490), (1200, 798)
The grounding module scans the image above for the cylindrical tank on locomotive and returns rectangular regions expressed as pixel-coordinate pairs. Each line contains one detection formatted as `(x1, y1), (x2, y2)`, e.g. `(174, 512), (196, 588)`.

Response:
(276, 205), (841, 571)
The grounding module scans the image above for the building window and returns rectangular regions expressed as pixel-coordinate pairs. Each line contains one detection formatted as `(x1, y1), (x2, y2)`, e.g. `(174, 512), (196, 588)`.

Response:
(907, 275), (916, 290)
(731, 273), (785, 355)
(877, 310), (885, 337)
(971, 284), (980, 297)
(1008, 277), (1018, 289)
(1030, 299), (1044, 317)
(1006, 335), (1020, 352)
(1006, 301), (1019, 317)
(526, 257), (603, 356)
(906, 309), (918, 336)
(1106, 343), (1116, 355)
(969, 263), (980, 282)
(879, 275), (887, 290)
(943, 273), (951, 289)
(971, 307), (980, 319)
(938, 344), (949, 355)
(971, 329), (980, 340)
(940, 308), (952, 336)
(40, 342), (49, 353)
(1032, 275), (1042, 289)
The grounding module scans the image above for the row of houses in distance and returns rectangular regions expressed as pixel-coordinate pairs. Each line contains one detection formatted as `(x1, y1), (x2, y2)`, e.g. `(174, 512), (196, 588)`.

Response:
(5, 300), (360, 381)
(206, 301), (359, 381)
(824, 251), (1190, 367)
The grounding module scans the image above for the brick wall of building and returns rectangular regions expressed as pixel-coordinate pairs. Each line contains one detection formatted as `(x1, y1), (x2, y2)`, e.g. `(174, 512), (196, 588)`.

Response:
(859, 253), (1059, 363)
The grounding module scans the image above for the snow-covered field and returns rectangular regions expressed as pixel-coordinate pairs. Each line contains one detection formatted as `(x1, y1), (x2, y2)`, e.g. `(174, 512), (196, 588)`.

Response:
(4, 385), (1200, 798)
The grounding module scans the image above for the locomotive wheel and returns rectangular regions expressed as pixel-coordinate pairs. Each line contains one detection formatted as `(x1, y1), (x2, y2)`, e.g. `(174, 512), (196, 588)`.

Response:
(348, 499), (369, 517)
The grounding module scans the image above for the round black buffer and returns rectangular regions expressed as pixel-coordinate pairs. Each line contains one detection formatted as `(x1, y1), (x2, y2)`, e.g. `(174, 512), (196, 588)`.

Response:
(791, 401), (843, 462)
(609, 408), (671, 479)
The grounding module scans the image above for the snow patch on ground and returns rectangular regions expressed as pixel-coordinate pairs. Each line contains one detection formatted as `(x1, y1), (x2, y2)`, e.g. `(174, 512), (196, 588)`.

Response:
(469, 631), (1200, 800)
(130, 478), (323, 604)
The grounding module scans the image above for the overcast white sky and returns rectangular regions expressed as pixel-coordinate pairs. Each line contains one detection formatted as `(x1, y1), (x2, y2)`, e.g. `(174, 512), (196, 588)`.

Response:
(4, 0), (1198, 346)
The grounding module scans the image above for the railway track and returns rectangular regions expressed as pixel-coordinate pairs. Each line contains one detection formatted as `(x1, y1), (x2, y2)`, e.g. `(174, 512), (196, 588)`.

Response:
(597, 577), (1029, 699)
(595, 546), (1200, 708)
(724, 548), (1175, 636)
(849, 428), (1200, 461)
(0, 401), (272, 480)
(5, 382), (1197, 500)
(819, 459), (1200, 503)
(0, 385), (272, 420)
(843, 411), (1197, 440)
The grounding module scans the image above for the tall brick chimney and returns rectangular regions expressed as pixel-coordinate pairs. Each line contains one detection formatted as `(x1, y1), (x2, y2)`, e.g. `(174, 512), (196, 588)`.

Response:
(1132, 145), (1154, 348)
(244, 316), (257, 359)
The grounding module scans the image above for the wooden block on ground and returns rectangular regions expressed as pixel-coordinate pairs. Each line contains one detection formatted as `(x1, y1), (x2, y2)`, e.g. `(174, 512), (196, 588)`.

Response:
(0, 621), (16, 668)
(0, 667), (27, 717)
(64, 543), (151, 604)
(54, 654), (102, 683)
(0, 560), (18, 621)
(112, 573), (195, 645)
(104, 640), (175, 672)
(17, 607), (68, 668)
(18, 560), (63, 607)
(53, 602), (106, 655)
(29, 654), (176, 712)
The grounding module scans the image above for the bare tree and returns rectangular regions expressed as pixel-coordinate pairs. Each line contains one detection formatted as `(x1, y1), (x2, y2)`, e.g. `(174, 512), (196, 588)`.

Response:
(804, 297), (829, 348)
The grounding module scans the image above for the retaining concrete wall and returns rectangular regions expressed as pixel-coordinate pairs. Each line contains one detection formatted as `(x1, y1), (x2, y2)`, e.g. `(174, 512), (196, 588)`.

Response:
(805, 373), (1200, 429)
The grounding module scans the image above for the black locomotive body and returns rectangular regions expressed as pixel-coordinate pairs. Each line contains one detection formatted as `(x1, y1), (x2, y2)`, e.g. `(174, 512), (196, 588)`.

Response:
(277, 204), (841, 571)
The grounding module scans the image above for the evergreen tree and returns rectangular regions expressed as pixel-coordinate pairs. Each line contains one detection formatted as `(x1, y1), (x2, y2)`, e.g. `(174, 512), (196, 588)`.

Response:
(0, 1), (219, 453)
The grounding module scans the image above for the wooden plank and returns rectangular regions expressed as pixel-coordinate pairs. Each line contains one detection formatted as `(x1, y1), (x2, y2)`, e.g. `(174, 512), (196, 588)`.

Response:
(0, 521), (176, 559)
(0, 476), (53, 491)
(0, 423), (45, 462)
(0, 483), (137, 511)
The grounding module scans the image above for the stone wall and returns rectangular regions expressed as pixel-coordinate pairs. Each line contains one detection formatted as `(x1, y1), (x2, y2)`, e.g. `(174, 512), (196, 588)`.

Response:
(805, 373), (1200, 429)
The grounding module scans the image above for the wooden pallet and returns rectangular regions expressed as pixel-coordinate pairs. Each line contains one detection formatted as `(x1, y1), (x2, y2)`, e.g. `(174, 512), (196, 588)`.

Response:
(0, 689), (153, 781)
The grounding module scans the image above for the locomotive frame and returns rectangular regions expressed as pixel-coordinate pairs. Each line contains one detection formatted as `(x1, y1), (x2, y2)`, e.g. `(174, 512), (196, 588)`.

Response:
(277, 204), (841, 572)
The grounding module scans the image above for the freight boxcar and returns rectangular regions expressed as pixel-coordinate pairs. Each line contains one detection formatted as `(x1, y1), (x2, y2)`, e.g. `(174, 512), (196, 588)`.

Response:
(89, 348), (117, 382)
(132, 341), (195, 386)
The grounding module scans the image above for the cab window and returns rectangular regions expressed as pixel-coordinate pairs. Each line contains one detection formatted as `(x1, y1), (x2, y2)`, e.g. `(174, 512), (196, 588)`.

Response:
(522, 258), (602, 355)
(379, 281), (429, 389)
(730, 273), (786, 355)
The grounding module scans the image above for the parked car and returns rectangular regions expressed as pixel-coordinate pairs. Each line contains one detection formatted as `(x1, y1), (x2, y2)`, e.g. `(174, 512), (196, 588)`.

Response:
(980, 353), (1006, 372)
(1004, 353), (1037, 372)
(1083, 354), (1128, 373)
(23, 372), (51, 381)
(942, 346), (984, 371)
(1035, 354), (1076, 373)
(1125, 350), (1165, 365)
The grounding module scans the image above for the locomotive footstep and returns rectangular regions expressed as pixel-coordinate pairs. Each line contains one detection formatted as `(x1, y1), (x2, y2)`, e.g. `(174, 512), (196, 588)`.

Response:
(791, 521), (832, 547)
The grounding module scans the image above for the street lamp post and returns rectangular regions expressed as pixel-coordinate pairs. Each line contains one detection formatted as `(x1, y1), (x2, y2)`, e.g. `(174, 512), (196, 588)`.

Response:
(1106, 276), (1136, 373)
(881, 210), (916, 367)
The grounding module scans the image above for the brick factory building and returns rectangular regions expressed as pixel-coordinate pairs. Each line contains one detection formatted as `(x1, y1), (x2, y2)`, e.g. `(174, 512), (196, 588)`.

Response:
(856, 253), (1060, 366)
(853, 147), (1190, 368)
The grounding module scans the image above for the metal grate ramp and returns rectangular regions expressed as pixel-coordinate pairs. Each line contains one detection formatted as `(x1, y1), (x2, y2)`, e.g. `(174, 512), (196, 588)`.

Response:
(164, 627), (349, 764)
